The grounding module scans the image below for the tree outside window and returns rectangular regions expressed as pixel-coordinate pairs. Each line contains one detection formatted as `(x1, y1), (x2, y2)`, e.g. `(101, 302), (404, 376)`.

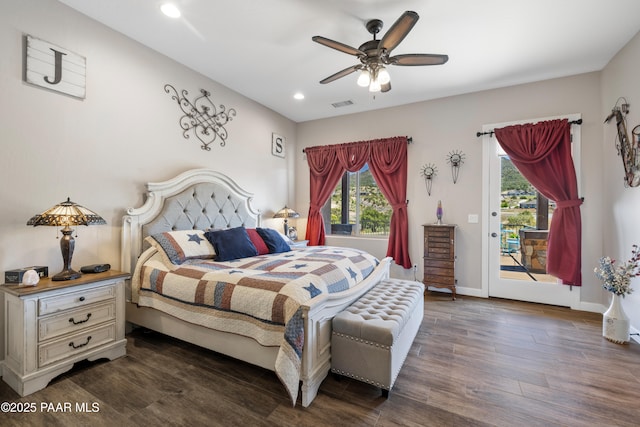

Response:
(326, 164), (391, 236)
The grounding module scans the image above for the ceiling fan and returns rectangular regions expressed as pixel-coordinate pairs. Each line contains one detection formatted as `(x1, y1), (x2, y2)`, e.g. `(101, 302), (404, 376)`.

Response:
(312, 11), (448, 93)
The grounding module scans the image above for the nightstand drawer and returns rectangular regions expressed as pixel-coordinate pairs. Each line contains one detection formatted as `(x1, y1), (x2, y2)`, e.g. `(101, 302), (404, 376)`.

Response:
(39, 285), (115, 316)
(38, 301), (116, 342)
(38, 322), (116, 367)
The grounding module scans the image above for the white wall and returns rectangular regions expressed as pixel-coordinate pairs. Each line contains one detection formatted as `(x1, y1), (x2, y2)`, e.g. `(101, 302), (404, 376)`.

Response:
(601, 30), (640, 337)
(296, 72), (605, 305)
(0, 0), (297, 276)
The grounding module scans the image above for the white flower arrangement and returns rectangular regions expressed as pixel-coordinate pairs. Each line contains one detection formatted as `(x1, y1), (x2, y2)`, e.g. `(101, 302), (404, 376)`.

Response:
(594, 245), (639, 297)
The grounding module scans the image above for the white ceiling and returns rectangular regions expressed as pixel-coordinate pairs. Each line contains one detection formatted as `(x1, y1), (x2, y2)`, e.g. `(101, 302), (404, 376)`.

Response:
(58, 0), (640, 123)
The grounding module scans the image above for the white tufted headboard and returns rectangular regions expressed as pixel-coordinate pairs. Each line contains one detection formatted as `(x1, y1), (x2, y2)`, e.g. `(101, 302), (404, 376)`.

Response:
(121, 169), (261, 273)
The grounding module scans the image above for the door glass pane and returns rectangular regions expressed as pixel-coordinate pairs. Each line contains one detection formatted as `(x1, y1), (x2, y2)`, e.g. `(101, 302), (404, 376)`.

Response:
(499, 154), (557, 282)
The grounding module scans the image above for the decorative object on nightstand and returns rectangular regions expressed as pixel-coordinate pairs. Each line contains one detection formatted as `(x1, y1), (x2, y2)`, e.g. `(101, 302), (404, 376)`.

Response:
(27, 198), (106, 281)
(273, 206), (300, 235)
(4, 266), (48, 284)
(594, 245), (638, 344)
(21, 269), (40, 286)
(288, 226), (298, 241)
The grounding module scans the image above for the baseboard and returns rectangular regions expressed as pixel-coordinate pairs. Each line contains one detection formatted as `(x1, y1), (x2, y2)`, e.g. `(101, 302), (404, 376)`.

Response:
(427, 286), (483, 298)
(575, 301), (606, 314)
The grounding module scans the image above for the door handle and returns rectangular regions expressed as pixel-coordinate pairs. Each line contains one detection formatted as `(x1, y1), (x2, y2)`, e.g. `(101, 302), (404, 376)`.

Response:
(491, 232), (498, 237)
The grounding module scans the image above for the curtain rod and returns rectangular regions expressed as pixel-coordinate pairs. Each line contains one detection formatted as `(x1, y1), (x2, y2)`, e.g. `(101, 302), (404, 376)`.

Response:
(476, 119), (582, 138)
(302, 136), (412, 153)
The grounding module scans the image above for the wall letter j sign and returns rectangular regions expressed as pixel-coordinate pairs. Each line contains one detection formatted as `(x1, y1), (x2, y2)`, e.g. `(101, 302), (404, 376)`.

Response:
(25, 35), (86, 99)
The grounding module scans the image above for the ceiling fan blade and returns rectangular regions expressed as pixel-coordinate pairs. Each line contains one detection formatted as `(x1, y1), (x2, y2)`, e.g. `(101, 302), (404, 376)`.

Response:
(379, 11), (419, 53)
(319, 64), (360, 84)
(390, 54), (449, 66)
(381, 82), (391, 93)
(312, 36), (365, 56)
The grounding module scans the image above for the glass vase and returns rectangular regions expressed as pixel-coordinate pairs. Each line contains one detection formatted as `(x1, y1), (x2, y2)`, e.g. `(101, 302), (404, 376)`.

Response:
(602, 293), (630, 344)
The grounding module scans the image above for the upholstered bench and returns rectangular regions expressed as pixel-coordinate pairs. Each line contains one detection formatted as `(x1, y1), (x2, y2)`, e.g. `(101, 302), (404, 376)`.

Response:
(331, 279), (424, 396)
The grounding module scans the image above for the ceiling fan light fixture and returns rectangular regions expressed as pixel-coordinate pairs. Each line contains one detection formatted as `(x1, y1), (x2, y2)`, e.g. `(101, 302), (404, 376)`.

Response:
(313, 11), (448, 94)
(377, 67), (391, 85)
(357, 69), (371, 87)
(369, 78), (381, 93)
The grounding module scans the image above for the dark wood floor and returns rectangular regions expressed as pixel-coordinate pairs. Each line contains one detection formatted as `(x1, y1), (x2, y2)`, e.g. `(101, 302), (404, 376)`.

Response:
(2, 293), (639, 426)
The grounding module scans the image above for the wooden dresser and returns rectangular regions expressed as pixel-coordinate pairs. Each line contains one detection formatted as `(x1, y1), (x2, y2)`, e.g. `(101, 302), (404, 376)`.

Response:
(422, 224), (456, 300)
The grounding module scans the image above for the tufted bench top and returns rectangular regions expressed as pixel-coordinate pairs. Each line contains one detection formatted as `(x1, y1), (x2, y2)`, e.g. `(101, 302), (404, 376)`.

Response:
(332, 279), (424, 346)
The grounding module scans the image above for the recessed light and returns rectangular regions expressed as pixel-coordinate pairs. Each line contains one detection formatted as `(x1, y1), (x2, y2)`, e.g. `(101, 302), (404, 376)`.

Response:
(161, 4), (181, 18)
(294, 92), (305, 100)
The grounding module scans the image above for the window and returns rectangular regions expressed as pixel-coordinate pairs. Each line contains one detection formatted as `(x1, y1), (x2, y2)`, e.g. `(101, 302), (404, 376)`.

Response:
(325, 164), (392, 236)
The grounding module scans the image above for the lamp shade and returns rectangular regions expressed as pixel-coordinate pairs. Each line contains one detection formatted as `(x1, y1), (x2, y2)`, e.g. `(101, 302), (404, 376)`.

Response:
(273, 206), (300, 219)
(27, 197), (106, 227)
(27, 198), (106, 281)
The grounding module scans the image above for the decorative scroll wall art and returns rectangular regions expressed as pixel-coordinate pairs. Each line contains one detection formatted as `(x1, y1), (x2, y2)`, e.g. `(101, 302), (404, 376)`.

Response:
(164, 84), (237, 151)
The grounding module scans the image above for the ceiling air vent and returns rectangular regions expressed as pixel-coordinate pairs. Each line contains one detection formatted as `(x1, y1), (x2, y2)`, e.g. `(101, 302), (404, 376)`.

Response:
(331, 100), (354, 108)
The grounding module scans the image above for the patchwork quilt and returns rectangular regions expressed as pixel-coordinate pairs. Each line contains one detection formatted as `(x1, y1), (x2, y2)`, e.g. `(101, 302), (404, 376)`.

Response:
(132, 245), (379, 404)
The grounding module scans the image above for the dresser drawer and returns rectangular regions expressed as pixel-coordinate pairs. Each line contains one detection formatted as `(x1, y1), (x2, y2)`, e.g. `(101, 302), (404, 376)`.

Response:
(38, 301), (116, 342)
(425, 266), (454, 277)
(424, 228), (452, 239)
(38, 322), (116, 368)
(39, 285), (115, 316)
(424, 275), (456, 286)
(424, 259), (455, 269)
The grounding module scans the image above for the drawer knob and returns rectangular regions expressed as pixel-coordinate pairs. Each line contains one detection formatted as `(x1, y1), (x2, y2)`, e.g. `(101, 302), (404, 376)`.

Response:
(69, 336), (92, 349)
(69, 313), (92, 325)
(79, 296), (86, 302)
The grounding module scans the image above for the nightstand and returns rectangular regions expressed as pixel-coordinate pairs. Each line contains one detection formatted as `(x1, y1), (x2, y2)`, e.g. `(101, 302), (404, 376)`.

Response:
(290, 240), (309, 247)
(0, 270), (129, 396)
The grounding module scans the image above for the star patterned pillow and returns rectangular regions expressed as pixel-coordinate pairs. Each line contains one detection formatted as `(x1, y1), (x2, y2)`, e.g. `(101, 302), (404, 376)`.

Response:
(146, 229), (216, 264)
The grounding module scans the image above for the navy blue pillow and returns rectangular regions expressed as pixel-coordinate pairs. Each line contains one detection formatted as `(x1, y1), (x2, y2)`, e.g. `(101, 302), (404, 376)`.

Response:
(256, 227), (291, 254)
(204, 227), (258, 261)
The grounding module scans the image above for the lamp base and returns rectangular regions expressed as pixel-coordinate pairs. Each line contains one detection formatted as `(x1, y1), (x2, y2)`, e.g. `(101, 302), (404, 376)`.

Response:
(52, 268), (82, 281)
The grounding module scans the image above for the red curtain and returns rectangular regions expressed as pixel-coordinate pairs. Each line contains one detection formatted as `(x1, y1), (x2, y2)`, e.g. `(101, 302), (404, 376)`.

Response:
(494, 119), (582, 286)
(305, 147), (345, 246)
(369, 138), (411, 268)
(304, 137), (411, 268)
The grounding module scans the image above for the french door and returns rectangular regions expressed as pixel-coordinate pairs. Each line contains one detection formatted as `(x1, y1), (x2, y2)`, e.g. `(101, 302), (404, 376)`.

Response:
(482, 115), (581, 308)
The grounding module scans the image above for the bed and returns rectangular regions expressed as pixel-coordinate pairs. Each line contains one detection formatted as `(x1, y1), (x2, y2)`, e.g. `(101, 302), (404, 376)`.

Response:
(121, 168), (391, 406)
